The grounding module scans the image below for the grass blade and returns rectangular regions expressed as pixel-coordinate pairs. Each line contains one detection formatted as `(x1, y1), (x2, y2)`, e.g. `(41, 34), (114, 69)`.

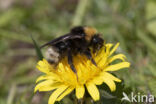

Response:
(30, 35), (43, 60)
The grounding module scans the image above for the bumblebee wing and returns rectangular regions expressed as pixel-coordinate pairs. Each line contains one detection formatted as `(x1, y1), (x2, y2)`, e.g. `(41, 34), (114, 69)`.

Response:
(40, 34), (82, 48)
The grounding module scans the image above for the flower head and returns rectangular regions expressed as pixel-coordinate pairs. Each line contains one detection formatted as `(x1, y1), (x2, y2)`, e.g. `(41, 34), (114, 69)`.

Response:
(34, 43), (130, 104)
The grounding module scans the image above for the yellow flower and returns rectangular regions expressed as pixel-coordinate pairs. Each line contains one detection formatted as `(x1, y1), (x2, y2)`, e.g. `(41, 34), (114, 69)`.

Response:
(34, 43), (130, 104)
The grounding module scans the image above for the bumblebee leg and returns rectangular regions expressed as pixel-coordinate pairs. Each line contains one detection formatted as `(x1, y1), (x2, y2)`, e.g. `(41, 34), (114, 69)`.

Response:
(84, 49), (97, 66)
(67, 49), (77, 73)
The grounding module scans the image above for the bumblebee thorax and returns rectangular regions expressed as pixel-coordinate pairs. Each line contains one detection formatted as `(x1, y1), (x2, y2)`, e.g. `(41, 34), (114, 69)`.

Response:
(84, 27), (97, 41)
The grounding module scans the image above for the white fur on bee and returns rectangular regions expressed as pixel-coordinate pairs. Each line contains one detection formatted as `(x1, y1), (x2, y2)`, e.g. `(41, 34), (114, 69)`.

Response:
(45, 46), (59, 63)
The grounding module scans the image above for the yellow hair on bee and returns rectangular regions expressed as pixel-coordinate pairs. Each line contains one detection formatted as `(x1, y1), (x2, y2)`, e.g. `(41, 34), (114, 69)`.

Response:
(84, 27), (97, 41)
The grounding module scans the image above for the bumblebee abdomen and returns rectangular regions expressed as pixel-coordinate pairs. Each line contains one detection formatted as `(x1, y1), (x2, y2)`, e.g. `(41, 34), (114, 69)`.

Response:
(45, 46), (60, 64)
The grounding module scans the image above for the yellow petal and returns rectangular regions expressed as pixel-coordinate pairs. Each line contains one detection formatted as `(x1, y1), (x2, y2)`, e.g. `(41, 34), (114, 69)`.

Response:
(34, 80), (54, 92)
(105, 62), (130, 71)
(36, 75), (55, 83)
(108, 54), (126, 64)
(86, 82), (100, 101)
(101, 72), (121, 82)
(97, 55), (107, 68)
(57, 87), (74, 101)
(109, 43), (119, 56)
(35, 81), (63, 93)
(92, 76), (103, 85)
(58, 63), (65, 72)
(105, 43), (113, 48)
(103, 78), (116, 92)
(100, 72), (121, 91)
(104, 43), (113, 55)
(76, 85), (85, 99)
(37, 59), (51, 73)
(48, 85), (68, 104)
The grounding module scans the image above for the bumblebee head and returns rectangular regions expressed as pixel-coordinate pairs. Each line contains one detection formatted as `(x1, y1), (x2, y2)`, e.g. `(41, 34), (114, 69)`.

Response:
(90, 34), (104, 53)
(83, 27), (104, 51)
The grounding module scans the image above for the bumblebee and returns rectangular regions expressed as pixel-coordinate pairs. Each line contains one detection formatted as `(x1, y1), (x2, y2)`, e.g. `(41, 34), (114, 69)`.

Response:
(41, 26), (104, 73)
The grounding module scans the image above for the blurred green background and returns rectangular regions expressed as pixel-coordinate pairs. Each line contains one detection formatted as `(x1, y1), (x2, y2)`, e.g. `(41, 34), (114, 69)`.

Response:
(0, 0), (156, 104)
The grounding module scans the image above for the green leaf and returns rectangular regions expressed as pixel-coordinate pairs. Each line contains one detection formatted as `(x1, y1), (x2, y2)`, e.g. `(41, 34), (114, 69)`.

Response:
(55, 101), (62, 104)
(99, 89), (116, 99)
(30, 35), (43, 60)
(97, 80), (132, 104)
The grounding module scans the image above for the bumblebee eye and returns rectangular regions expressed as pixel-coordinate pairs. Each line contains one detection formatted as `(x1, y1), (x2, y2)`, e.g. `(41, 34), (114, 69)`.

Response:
(92, 37), (98, 43)
(91, 35), (104, 46)
(92, 35), (100, 44)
